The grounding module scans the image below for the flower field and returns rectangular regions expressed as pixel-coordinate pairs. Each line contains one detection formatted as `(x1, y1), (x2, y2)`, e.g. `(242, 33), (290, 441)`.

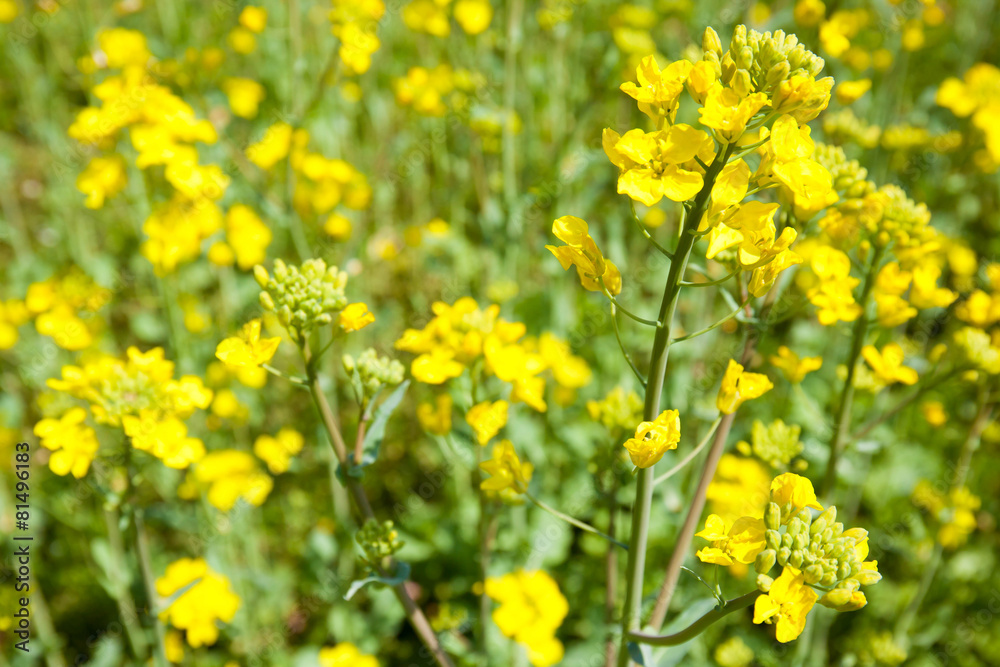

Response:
(1, 1), (999, 666)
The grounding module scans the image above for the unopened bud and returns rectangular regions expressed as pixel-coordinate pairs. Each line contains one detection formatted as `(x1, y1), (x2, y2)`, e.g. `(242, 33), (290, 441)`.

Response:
(703, 27), (723, 56)
(756, 549), (777, 574)
(765, 502), (782, 531)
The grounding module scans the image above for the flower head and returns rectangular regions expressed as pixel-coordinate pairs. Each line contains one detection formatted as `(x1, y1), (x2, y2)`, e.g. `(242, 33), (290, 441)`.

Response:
(623, 409), (681, 468)
(156, 558), (241, 648)
(753, 566), (818, 642)
(717, 359), (774, 414)
(215, 319), (281, 369)
(480, 440), (533, 494)
(545, 215), (622, 294)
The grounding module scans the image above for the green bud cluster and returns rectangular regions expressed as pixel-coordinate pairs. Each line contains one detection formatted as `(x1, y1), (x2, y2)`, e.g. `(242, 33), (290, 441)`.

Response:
(586, 387), (644, 434)
(866, 184), (933, 249)
(815, 144), (876, 200)
(711, 25), (826, 97)
(755, 502), (881, 595)
(747, 418), (803, 467)
(343, 348), (405, 401)
(822, 109), (882, 149)
(254, 259), (348, 341)
(357, 518), (404, 571)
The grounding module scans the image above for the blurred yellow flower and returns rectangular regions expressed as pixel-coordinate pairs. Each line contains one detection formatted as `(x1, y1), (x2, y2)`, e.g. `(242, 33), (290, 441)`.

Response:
(769, 346), (822, 384)
(192, 450), (273, 511)
(466, 399), (509, 445)
(862, 343), (918, 386)
(417, 394), (453, 435)
(77, 155), (127, 209)
(253, 427), (304, 474)
(156, 558), (241, 647)
(34, 408), (100, 478)
(479, 440), (533, 493)
(222, 77), (265, 119)
(319, 642), (378, 667)
(485, 570), (567, 667)
(339, 302), (375, 332)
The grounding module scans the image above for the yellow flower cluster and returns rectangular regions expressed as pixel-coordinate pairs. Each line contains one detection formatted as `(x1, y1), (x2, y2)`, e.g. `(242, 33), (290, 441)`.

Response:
(156, 558), (241, 648)
(42, 347), (213, 475)
(403, 0), (493, 37)
(183, 450), (273, 512)
(479, 440), (533, 496)
(696, 473), (880, 643)
(33, 408), (100, 478)
(392, 64), (486, 117)
(329, 0), (386, 75)
(396, 298), (590, 411)
(208, 204), (273, 271)
(484, 570), (568, 667)
(587, 386), (644, 434)
(21, 268), (112, 350)
(319, 642), (379, 667)
(68, 29), (233, 275)
(937, 63), (1000, 171)
(253, 427), (304, 474)
(546, 215), (622, 295)
(912, 480), (981, 549)
(769, 346), (822, 384)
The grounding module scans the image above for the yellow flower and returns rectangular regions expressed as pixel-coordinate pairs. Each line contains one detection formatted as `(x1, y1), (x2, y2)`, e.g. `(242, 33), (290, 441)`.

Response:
(225, 204), (272, 270)
(485, 570), (568, 667)
(769, 472), (823, 512)
(122, 412), (206, 469)
(215, 319), (281, 369)
(228, 27), (257, 54)
(716, 359), (774, 414)
(835, 79), (872, 105)
(246, 122), (293, 169)
(794, 0), (826, 27)
(192, 450), (273, 511)
(874, 293), (917, 327)
(753, 566), (818, 642)
(97, 27), (151, 68)
(417, 394), (453, 435)
(156, 558), (241, 648)
(238, 6), (267, 33)
(0, 0), (19, 22)
(920, 401), (947, 427)
(77, 155), (127, 209)
(479, 440), (533, 493)
(603, 125), (710, 205)
(466, 399), (509, 445)
(454, 0), (493, 35)
(0, 299), (28, 350)
(319, 642), (378, 667)
(545, 215), (622, 295)
(862, 343), (918, 386)
(806, 245), (862, 325)
(909, 263), (957, 310)
(695, 514), (767, 566)
(619, 55), (693, 124)
(164, 630), (185, 664)
(769, 346), (822, 383)
(411, 347), (465, 384)
(339, 302), (375, 332)
(698, 84), (769, 144)
(759, 115), (837, 216)
(253, 427), (304, 474)
(623, 409), (681, 468)
(33, 408), (100, 478)
(222, 77), (265, 119)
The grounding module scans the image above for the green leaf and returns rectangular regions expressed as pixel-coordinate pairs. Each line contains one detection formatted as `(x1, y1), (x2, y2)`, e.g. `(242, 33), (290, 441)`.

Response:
(358, 379), (410, 468)
(344, 561), (411, 601)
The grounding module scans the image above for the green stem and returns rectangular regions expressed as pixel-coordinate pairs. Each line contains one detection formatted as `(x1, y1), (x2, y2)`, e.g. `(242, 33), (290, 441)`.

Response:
(526, 493), (629, 550)
(820, 245), (885, 499)
(671, 296), (750, 343)
(610, 304), (647, 388)
(653, 417), (722, 487)
(134, 510), (169, 667)
(616, 143), (735, 667)
(102, 507), (148, 660)
(679, 268), (740, 287)
(630, 199), (674, 259)
(628, 591), (760, 647)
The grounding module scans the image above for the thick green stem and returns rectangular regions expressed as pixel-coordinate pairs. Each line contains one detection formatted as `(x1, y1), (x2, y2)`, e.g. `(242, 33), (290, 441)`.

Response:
(821, 245), (884, 498)
(629, 591), (760, 647)
(616, 145), (734, 666)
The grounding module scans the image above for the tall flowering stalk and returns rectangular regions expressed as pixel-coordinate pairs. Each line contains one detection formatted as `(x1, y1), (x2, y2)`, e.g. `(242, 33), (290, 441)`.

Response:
(545, 25), (885, 664)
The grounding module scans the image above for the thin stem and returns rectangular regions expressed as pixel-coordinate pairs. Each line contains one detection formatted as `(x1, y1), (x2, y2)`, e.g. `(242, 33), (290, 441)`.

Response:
(526, 492), (629, 550)
(680, 267), (741, 287)
(604, 474), (621, 667)
(611, 304), (647, 388)
(629, 591), (760, 647)
(262, 363), (308, 386)
(629, 199), (674, 259)
(303, 348), (453, 667)
(671, 296), (750, 343)
(653, 417), (722, 487)
(102, 507), (148, 660)
(849, 366), (965, 443)
(820, 245), (885, 499)
(616, 142), (736, 667)
(604, 287), (660, 327)
(134, 510), (169, 667)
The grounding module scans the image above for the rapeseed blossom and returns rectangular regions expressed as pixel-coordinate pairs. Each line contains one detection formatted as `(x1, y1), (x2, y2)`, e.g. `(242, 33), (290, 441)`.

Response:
(156, 558), (241, 648)
(485, 570), (567, 667)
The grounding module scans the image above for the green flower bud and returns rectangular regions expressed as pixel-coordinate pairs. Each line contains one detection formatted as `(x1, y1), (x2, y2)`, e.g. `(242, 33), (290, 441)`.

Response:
(253, 265), (270, 288)
(765, 529), (781, 550)
(820, 588), (852, 608)
(820, 572), (837, 587)
(853, 570), (882, 586)
(766, 61), (790, 87)
(810, 518), (828, 536)
(778, 546), (791, 565)
(789, 550), (804, 569)
(259, 291), (275, 311)
(703, 27), (723, 57)
(803, 565), (823, 584)
(765, 502), (782, 531)
(817, 506), (837, 526)
(837, 561), (852, 581)
(732, 69), (752, 98)
(755, 549), (777, 574)
(782, 532), (793, 548)
(756, 574), (773, 593)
